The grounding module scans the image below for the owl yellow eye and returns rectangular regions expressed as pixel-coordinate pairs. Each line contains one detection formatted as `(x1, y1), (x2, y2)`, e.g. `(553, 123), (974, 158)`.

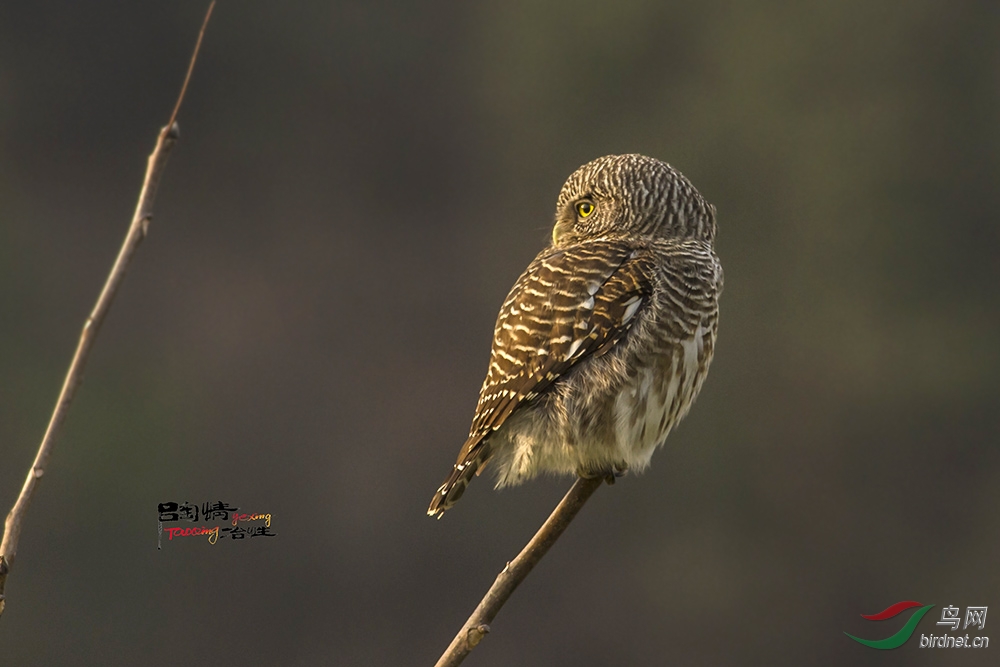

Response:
(576, 200), (595, 218)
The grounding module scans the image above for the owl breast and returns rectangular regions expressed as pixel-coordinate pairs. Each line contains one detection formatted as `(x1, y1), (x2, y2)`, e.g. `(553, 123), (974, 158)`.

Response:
(612, 322), (711, 468)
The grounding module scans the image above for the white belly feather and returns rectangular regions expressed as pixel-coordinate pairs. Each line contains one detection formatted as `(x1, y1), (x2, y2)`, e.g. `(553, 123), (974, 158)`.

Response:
(613, 323), (705, 468)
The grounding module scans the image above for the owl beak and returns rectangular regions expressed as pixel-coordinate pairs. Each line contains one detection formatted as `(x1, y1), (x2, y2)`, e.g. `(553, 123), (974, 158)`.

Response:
(551, 219), (572, 245)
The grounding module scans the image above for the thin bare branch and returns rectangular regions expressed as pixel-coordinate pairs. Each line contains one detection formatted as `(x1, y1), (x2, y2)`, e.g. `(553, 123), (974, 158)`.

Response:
(433, 476), (604, 667)
(168, 1), (216, 130)
(0, 1), (217, 618)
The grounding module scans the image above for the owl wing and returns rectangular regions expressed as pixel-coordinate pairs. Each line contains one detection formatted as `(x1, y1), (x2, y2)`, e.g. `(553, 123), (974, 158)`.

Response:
(428, 239), (656, 516)
(464, 239), (655, 459)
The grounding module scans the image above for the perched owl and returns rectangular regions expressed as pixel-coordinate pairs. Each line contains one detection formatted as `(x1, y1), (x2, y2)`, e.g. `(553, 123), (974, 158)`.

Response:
(428, 154), (722, 518)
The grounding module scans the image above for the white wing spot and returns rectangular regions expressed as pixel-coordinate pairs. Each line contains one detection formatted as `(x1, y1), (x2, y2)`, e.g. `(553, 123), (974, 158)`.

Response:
(565, 337), (585, 360)
(621, 296), (642, 324)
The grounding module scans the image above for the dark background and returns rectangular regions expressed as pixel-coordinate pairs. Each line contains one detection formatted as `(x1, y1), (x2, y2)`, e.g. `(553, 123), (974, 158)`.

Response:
(1, 2), (998, 665)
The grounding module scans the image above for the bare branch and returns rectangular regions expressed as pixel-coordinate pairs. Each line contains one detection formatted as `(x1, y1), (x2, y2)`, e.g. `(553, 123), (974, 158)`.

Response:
(433, 476), (604, 667)
(168, 1), (216, 131)
(0, 0), (217, 618)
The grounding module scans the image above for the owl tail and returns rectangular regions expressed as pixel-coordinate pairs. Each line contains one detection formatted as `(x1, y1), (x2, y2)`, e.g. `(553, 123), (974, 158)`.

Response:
(427, 443), (491, 518)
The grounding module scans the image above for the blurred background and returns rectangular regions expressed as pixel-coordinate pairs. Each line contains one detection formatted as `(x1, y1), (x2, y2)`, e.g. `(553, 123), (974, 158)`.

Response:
(1, 1), (998, 665)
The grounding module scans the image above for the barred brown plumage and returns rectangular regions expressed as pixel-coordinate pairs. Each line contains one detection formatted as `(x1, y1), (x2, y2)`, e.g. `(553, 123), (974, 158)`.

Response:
(428, 154), (723, 518)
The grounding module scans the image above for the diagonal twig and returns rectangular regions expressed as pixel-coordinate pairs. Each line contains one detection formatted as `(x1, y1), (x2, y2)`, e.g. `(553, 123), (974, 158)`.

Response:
(0, 0), (217, 618)
(433, 475), (604, 667)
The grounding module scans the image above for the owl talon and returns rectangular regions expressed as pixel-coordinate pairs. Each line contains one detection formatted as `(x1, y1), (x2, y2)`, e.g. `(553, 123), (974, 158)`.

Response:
(606, 464), (629, 485)
(576, 462), (628, 484)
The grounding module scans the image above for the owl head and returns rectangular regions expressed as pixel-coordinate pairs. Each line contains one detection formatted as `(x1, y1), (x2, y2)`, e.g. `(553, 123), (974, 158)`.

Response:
(550, 154), (716, 247)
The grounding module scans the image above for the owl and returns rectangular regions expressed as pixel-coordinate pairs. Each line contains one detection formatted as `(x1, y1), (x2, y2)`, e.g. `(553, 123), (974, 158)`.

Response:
(428, 154), (722, 518)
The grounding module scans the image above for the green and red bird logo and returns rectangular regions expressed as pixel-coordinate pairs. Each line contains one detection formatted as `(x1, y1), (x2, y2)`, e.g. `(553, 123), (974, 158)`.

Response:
(844, 601), (935, 649)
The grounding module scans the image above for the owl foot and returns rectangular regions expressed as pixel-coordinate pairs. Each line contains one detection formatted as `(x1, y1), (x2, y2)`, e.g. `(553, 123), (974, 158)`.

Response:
(577, 462), (629, 485)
